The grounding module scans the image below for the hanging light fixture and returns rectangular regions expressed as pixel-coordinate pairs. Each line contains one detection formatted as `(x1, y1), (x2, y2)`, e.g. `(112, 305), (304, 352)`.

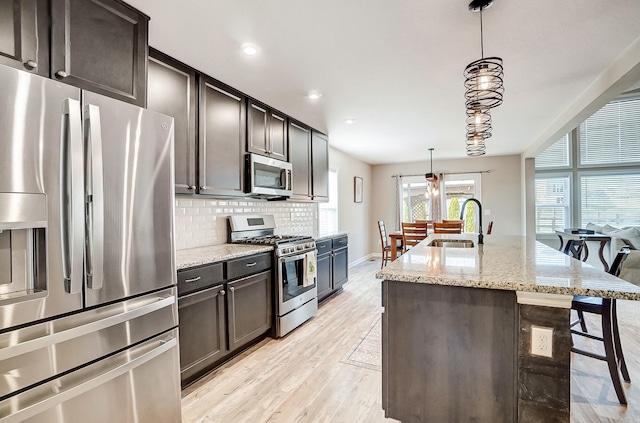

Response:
(463, 0), (504, 156)
(464, 0), (504, 111)
(424, 148), (439, 198)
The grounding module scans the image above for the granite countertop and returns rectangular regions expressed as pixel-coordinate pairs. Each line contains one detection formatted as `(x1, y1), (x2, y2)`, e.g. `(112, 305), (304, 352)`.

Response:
(176, 244), (273, 270)
(375, 234), (640, 300)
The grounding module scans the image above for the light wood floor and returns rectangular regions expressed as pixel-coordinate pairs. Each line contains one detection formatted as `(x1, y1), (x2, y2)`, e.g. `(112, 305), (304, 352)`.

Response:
(182, 259), (640, 423)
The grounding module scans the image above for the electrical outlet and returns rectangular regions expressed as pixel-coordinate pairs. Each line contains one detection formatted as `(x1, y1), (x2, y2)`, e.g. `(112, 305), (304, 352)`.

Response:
(531, 326), (553, 358)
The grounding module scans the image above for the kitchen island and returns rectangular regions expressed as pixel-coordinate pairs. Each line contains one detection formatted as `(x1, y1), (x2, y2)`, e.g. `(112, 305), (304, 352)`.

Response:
(376, 234), (640, 422)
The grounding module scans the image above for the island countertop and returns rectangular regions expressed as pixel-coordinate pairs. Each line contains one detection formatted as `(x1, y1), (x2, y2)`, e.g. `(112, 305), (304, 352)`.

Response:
(375, 234), (640, 300)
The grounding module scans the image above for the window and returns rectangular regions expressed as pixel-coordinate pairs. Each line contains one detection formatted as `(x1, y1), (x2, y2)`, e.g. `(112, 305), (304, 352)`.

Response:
(579, 98), (640, 166)
(535, 175), (570, 234)
(535, 91), (640, 236)
(318, 169), (338, 236)
(399, 176), (429, 222)
(535, 134), (570, 169)
(580, 173), (640, 228)
(442, 173), (482, 233)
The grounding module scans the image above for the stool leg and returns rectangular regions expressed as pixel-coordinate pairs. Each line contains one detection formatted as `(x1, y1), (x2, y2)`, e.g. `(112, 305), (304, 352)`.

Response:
(612, 300), (630, 382)
(577, 310), (588, 333)
(602, 300), (627, 405)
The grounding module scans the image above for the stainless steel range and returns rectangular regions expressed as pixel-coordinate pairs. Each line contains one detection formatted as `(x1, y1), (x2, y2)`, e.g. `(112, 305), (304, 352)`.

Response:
(229, 215), (317, 337)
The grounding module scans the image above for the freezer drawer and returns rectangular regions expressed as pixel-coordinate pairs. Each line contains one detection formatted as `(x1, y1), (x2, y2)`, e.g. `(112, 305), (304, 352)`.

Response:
(0, 330), (181, 423)
(0, 288), (177, 397)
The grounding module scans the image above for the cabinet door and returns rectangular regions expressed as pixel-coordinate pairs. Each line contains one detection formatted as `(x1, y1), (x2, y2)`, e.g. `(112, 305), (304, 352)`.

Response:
(289, 121), (312, 200)
(178, 284), (228, 386)
(269, 111), (288, 162)
(316, 253), (333, 301)
(247, 100), (269, 156)
(312, 131), (329, 201)
(332, 247), (348, 290)
(50, 0), (148, 106)
(227, 270), (272, 351)
(0, 0), (48, 76)
(148, 49), (197, 195)
(199, 76), (247, 196)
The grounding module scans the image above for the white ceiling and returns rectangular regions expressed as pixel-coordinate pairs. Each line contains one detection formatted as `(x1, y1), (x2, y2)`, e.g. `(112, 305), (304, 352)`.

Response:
(127, 0), (640, 164)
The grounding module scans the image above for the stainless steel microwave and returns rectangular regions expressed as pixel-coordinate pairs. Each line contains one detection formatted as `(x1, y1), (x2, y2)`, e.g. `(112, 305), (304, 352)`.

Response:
(246, 153), (292, 199)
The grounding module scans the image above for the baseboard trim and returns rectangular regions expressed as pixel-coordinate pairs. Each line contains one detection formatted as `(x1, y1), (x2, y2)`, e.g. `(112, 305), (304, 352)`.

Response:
(349, 253), (377, 268)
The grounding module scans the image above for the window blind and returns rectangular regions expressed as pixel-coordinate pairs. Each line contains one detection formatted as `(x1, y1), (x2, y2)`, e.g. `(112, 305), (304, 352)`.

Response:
(580, 173), (640, 228)
(579, 98), (640, 165)
(535, 134), (570, 168)
(535, 176), (570, 234)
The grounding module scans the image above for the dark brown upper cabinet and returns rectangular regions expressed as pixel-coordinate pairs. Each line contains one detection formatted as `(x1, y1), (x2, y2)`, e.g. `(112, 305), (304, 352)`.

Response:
(50, 0), (149, 106)
(288, 120), (312, 200)
(147, 49), (197, 195)
(199, 76), (247, 197)
(247, 99), (288, 162)
(0, 0), (49, 76)
(311, 131), (329, 201)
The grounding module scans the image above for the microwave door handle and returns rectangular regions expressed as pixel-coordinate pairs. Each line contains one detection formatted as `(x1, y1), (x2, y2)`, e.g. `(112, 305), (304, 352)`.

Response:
(60, 98), (84, 294)
(85, 104), (105, 290)
(286, 169), (292, 191)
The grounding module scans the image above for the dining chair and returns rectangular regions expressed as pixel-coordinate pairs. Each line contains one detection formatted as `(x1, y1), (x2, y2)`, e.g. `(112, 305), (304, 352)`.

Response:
(401, 221), (428, 252)
(433, 222), (462, 234)
(563, 239), (585, 260)
(415, 219), (435, 232)
(378, 220), (401, 268)
(442, 219), (464, 233)
(570, 247), (632, 405)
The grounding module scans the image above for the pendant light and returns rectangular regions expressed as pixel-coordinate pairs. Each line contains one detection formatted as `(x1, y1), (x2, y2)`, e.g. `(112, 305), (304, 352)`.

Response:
(424, 148), (439, 198)
(464, 0), (504, 156)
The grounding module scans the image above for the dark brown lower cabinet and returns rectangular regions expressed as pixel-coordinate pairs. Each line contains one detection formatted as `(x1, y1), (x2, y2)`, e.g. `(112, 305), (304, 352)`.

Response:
(177, 253), (273, 387)
(227, 270), (272, 351)
(178, 284), (227, 386)
(317, 235), (349, 302)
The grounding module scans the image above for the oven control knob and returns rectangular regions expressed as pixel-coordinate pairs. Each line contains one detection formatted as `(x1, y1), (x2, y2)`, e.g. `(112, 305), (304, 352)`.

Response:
(306, 242), (314, 249)
(296, 245), (304, 251)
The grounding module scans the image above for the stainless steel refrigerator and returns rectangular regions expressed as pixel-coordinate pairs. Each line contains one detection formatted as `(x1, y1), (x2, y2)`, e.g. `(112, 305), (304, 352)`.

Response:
(0, 64), (181, 422)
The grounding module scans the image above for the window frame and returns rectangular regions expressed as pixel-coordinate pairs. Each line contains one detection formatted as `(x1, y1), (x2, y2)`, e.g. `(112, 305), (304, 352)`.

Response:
(534, 172), (572, 238)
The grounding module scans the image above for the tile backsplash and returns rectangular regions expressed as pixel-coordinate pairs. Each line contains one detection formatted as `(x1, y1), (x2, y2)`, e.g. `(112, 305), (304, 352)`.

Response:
(174, 196), (317, 250)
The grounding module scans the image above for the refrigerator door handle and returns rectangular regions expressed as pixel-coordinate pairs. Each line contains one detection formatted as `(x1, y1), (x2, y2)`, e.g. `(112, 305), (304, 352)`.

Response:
(85, 104), (105, 290)
(60, 98), (84, 295)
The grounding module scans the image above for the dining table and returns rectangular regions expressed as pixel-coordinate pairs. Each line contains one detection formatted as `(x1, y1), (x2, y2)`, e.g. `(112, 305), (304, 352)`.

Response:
(555, 229), (611, 272)
(389, 231), (404, 262)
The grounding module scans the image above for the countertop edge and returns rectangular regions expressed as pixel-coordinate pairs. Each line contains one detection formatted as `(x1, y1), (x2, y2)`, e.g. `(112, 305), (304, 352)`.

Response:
(176, 244), (274, 270)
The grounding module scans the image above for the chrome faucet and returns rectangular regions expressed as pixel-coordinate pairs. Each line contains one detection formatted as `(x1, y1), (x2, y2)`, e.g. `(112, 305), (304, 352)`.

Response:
(460, 198), (483, 245)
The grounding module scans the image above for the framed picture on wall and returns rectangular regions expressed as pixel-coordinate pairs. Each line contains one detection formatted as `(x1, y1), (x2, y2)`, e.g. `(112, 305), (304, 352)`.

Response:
(354, 177), (363, 203)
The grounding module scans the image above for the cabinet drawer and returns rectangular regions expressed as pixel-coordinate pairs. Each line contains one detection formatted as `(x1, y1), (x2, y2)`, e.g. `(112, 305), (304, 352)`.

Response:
(226, 253), (272, 280)
(177, 262), (224, 296)
(332, 235), (348, 249)
(315, 239), (332, 256)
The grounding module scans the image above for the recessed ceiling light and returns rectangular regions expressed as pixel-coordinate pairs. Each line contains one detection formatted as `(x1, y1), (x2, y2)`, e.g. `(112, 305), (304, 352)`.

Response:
(345, 117), (356, 124)
(241, 43), (260, 55)
(307, 90), (322, 99)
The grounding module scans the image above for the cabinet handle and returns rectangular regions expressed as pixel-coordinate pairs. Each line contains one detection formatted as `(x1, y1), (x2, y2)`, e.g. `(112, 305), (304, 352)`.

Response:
(184, 276), (201, 283)
(319, 244), (326, 248)
(200, 186), (206, 191)
(25, 60), (37, 69)
(187, 185), (195, 190)
(220, 290), (225, 296)
(230, 287), (235, 292)
(246, 262), (257, 267)
(56, 70), (69, 78)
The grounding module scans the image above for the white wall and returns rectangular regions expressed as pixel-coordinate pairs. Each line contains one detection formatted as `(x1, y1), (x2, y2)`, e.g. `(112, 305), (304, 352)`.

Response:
(329, 147), (373, 265)
(370, 154), (523, 255)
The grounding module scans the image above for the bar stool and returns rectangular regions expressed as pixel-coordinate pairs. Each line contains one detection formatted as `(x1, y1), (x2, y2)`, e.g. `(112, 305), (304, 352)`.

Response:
(570, 247), (632, 405)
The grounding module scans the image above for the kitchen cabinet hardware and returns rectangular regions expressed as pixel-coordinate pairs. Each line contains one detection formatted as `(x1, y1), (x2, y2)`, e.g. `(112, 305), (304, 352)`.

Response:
(230, 287), (235, 292)
(25, 60), (37, 69)
(56, 70), (68, 78)
(220, 290), (225, 296)
(187, 185), (195, 190)
(246, 262), (257, 267)
(184, 276), (201, 283)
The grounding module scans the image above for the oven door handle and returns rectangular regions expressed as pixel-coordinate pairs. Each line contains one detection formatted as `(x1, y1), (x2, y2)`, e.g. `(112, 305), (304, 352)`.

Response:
(279, 252), (310, 263)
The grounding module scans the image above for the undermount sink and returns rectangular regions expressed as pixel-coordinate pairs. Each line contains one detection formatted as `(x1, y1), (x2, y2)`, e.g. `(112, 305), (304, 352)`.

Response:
(427, 239), (475, 248)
